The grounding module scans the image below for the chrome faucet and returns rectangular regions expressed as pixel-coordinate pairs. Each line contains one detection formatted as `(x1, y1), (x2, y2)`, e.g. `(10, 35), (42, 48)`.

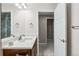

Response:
(11, 34), (15, 37)
(19, 35), (22, 40)
(19, 34), (25, 40)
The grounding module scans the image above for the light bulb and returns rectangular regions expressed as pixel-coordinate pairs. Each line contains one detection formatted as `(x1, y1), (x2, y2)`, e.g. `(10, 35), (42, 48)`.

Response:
(21, 3), (27, 8)
(15, 3), (22, 9)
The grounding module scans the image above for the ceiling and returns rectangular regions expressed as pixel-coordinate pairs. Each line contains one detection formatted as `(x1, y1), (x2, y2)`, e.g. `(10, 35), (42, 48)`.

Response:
(2, 3), (58, 12)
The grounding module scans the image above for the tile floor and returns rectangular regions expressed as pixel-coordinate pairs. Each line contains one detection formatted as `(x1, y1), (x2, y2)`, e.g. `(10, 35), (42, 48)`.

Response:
(39, 39), (54, 56)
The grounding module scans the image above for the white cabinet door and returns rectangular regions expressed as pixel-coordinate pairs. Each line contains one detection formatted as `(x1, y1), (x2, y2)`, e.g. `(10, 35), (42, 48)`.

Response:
(54, 3), (67, 56)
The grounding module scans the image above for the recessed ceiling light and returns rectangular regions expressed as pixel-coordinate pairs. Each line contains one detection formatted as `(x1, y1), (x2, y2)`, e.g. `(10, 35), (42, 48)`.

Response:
(21, 3), (27, 8)
(15, 3), (22, 9)
(15, 3), (19, 6)
(15, 3), (27, 9)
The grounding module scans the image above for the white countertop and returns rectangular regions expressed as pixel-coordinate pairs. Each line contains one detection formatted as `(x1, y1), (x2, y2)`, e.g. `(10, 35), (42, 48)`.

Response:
(2, 36), (37, 49)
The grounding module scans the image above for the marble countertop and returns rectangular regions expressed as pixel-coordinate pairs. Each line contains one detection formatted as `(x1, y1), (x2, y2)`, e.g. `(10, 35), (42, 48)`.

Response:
(2, 35), (37, 49)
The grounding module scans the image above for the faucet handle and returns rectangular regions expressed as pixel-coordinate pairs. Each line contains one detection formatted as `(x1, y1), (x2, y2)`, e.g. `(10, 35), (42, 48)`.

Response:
(11, 34), (15, 37)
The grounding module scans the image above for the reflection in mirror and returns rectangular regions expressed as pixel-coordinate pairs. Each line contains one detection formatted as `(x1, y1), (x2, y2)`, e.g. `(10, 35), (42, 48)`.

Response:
(1, 12), (11, 39)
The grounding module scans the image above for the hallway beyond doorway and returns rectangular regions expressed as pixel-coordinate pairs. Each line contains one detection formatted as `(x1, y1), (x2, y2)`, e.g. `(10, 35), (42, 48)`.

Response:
(39, 39), (54, 56)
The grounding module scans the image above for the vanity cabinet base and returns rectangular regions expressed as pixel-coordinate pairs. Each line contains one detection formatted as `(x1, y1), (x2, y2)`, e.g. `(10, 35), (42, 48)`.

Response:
(3, 40), (37, 56)
(3, 49), (31, 56)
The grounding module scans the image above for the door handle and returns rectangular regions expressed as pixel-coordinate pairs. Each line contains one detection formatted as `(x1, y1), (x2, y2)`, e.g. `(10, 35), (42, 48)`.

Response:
(60, 39), (66, 43)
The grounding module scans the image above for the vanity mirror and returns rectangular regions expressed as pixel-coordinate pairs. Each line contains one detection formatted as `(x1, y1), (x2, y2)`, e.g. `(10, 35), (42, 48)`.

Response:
(1, 12), (11, 39)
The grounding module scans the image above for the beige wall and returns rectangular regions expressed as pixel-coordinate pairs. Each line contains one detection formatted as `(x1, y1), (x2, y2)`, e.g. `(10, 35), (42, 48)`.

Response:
(71, 3), (79, 56)
(67, 3), (79, 56)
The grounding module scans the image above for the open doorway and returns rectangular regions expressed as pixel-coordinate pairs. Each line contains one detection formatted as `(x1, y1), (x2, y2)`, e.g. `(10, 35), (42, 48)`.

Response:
(39, 12), (54, 56)
(47, 19), (54, 43)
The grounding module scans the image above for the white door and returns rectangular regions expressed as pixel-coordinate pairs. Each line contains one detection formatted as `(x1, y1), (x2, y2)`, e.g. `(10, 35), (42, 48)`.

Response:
(54, 3), (67, 56)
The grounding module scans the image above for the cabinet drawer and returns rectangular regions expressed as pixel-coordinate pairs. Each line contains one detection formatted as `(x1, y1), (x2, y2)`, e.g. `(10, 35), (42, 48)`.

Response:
(17, 49), (31, 56)
(3, 49), (17, 56)
(3, 49), (31, 56)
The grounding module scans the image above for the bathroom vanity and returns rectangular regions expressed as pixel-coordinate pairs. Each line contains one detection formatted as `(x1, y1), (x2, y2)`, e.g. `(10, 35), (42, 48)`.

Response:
(2, 36), (37, 56)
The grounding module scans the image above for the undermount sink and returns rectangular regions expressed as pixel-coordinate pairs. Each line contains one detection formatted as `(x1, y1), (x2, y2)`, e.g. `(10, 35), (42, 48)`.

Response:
(19, 38), (33, 42)
(8, 41), (14, 46)
(22, 36), (33, 39)
(19, 36), (34, 42)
